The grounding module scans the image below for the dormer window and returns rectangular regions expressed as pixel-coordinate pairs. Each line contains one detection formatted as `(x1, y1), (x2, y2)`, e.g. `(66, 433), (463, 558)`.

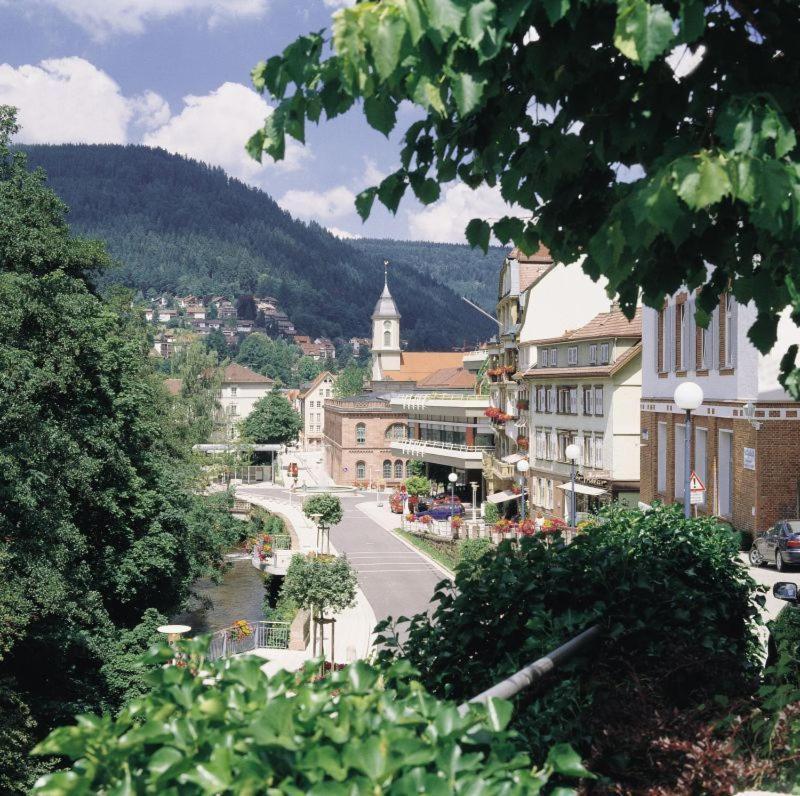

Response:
(588, 344), (597, 364)
(599, 343), (610, 364)
(549, 348), (557, 366)
(567, 346), (578, 366)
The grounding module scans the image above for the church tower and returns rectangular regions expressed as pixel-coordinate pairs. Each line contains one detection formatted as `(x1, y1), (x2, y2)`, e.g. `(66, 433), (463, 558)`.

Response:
(371, 263), (401, 380)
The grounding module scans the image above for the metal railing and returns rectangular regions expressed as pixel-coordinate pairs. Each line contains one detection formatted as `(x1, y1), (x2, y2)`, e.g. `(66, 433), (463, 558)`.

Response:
(208, 620), (291, 660)
(461, 625), (601, 713)
(394, 439), (495, 456)
(270, 534), (292, 550)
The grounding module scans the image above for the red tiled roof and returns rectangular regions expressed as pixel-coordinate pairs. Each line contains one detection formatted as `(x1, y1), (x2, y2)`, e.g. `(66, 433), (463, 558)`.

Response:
(528, 306), (642, 345)
(380, 352), (466, 382)
(222, 363), (274, 384)
(517, 341), (642, 379)
(416, 366), (477, 389)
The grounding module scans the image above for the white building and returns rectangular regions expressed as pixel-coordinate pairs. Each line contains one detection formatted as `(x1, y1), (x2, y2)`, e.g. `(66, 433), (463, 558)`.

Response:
(519, 306), (642, 520)
(299, 371), (337, 450)
(217, 363), (275, 438)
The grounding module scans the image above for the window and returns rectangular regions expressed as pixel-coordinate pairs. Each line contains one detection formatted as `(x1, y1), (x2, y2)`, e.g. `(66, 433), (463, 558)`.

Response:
(599, 343), (610, 364)
(547, 387), (556, 413)
(675, 303), (686, 371)
(383, 460), (392, 479)
(394, 460), (403, 479)
(694, 427), (707, 505)
(569, 387), (578, 415)
(583, 386), (593, 415)
(230, 386), (237, 397)
(549, 348), (557, 366)
(584, 436), (593, 468)
(386, 423), (408, 440)
(594, 436), (603, 469)
(548, 431), (558, 460)
(228, 404), (237, 416)
(537, 387), (546, 412)
(538, 348), (548, 367)
(658, 308), (667, 373)
(546, 479), (553, 510)
(700, 320), (711, 370)
(568, 346), (578, 365)
(356, 461), (366, 480)
(657, 422), (667, 493)
(594, 386), (604, 416)
(355, 423), (366, 445)
(383, 320), (391, 348)
(536, 430), (547, 459)
(724, 293), (735, 367)
(588, 344), (597, 364)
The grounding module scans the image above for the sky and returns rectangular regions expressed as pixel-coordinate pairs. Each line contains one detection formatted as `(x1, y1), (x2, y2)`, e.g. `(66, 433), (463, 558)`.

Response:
(0, 0), (512, 242)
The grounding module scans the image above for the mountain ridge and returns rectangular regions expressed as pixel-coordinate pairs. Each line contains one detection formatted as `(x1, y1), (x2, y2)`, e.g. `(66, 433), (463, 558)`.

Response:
(20, 144), (497, 349)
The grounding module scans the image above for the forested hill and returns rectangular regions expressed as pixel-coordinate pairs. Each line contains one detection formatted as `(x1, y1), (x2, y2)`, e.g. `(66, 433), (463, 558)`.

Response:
(21, 144), (496, 348)
(353, 239), (505, 311)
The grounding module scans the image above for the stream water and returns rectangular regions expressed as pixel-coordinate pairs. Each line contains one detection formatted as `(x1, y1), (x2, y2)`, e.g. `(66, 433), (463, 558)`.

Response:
(171, 556), (266, 635)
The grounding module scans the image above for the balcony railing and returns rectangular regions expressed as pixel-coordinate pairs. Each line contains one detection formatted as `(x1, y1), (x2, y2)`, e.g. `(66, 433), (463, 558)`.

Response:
(208, 620), (291, 660)
(390, 393), (491, 409)
(392, 439), (495, 457)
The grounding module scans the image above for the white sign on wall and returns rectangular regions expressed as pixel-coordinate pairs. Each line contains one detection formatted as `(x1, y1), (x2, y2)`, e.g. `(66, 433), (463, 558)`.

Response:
(743, 447), (756, 471)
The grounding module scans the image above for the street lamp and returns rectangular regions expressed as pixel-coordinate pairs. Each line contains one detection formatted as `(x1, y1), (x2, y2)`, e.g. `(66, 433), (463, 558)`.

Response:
(448, 472), (458, 521)
(470, 481), (479, 523)
(674, 381), (704, 519)
(516, 458), (530, 520)
(565, 443), (581, 527)
(743, 400), (762, 430)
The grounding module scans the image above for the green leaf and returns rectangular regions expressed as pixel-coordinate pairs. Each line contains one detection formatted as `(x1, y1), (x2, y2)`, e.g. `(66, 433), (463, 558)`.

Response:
(262, 110), (286, 162)
(672, 153), (732, 209)
(411, 75), (446, 115)
(366, 9), (408, 80)
(404, 0), (427, 44)
(148, 746), (184, 777)
(464, 0), (495, 48)
(492, 216), (524, 244)
(452, 72), (486, 116)
(500, 0), (530, 30)
(614, 0), (675, 70)
(409, 172), (441, 204)
(678, 0), (705, 43)
(465, 218), (491, 252)
(542, 0), (571, 25)
(484, 697), (513, 731)
(427, 0), (467, 37)
(355, 187), (378, 221)
(343, 736), (389, 781)
(364, 95), (397, 136)
(546, 743), (594, 778)
(245, 130), (265, 163)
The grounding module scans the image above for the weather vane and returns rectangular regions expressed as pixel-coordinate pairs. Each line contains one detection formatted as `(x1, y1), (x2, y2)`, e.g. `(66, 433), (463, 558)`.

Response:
(383, 258), (389, 286)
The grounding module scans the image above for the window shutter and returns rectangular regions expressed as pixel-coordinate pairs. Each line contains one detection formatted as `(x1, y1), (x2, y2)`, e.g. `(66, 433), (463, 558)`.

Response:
(711, 306), (719, 370)
(730, 299), (738, 367)
(686, 298), (696, 371)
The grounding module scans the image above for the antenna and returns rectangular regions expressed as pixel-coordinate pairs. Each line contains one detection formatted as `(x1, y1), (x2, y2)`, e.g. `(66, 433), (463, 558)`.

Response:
(461, 296), (501, 326)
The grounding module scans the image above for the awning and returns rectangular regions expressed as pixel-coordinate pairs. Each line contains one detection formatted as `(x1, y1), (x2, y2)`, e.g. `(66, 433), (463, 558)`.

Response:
(487, 489), (526, 504)
(501, 453), (526, 464)
(557, 482), (607, 497)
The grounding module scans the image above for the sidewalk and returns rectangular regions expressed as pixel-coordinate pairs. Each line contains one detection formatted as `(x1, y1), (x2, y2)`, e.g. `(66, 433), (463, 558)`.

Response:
(235, 486), (377, 671)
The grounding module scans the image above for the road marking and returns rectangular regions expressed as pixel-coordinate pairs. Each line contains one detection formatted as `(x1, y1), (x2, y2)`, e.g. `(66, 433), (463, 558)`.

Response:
(357, 569), (435, 574)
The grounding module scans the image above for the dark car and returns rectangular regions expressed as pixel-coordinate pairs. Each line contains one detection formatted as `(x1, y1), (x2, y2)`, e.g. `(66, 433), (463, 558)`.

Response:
(767, 581), (800, 666)
(749, 520), (800, 571)
(415, 500), (464, 521)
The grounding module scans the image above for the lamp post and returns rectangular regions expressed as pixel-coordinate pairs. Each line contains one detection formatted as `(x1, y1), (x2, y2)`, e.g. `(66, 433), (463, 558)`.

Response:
(470, 481), (479, 523)
(565, 443), (581, 527)
(516, 459), (530, 520)
(674, 381), (704, 519)
(448, 472), (458, 521)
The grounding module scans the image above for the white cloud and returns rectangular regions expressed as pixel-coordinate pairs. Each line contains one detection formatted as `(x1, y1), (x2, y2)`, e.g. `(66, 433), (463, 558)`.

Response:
(407, 183), (514, 244)
(0, 57), (162, 144)
(278, 186), (356, 221)
(322, 0), (354, 7)
(327, 226), (361, 239)
(361, 156), (387, 186)
(143, 81), (312, 186)
(667, 44), (706, 80)
(27, 0), (268, 38)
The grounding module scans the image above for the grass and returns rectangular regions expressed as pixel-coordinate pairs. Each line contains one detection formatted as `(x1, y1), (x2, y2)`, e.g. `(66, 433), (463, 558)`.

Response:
(395, 528), (459, 573)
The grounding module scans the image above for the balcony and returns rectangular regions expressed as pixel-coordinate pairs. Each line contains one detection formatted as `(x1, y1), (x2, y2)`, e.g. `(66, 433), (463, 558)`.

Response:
(482, 452), (517, 481)
(390, 392), (492, 411)
(391, 438), (494, 468)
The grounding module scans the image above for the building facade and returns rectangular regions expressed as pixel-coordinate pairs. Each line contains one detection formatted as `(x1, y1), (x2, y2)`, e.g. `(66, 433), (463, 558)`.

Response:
(217, 363), (275, 438)
(640, 292), (800, 532)
(519, 306), (642, 520)
(323, 397), (409, 487)
(298, 371), (337, 450)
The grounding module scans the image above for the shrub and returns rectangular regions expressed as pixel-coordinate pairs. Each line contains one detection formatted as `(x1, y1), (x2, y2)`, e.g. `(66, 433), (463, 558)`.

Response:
(377, 505), (762, 780)
(302, 493), (343, 528)
(457, 538), (493, 571)
(31, 643), (591, 794)
(404, 475), (431, 498)
(483, 502), (500, 525)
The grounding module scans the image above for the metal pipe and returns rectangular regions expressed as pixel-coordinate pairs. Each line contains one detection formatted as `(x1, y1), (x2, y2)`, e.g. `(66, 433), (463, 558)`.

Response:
(684, 408), (691, 519)
(461, 625), (601, 710)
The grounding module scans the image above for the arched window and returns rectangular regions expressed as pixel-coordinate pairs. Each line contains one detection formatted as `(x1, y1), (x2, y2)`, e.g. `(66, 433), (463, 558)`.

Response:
(383, 460), (392, 479)
(356, 461), (366, 480)
(394, 460), (403, 479)
(355, 423), (366, 445)
(385, 423), (408, 440)
(383, 320), (391, 347)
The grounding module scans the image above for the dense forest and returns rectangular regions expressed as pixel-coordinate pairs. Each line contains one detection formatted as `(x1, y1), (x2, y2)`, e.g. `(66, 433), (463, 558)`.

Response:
(21, 145), (496, 349)
(354, 238), (505, 310)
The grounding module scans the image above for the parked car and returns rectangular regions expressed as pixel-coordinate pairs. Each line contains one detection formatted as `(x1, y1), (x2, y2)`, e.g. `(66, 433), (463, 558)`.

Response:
(415, 501), (464, 521)
(749, 520), (800, 571)
(767, 580), (800, 666)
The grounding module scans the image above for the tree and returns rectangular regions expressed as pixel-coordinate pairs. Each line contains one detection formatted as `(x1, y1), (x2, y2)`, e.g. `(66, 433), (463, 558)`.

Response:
(296, 354), (322, 383)
(204, 327), (229, 361)
(236, 293), (257, 320)
(406, 460), (426, 478)
(240, 389), (302, 445)
(302, 493), (344, 528)
(169, 341), (222, 445)
(334, 362), (368, 398)
(250, 2), (800, 393)
(236, 332), (300, 385)
(0, 106), (240, 790)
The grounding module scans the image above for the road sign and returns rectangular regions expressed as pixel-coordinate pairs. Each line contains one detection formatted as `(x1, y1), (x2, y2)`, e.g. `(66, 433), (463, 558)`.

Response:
(689, 471), (705, 505)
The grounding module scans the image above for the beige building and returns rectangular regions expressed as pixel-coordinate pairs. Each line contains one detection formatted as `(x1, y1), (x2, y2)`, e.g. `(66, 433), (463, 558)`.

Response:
(298, 371), (337, 450)
(518, 306), (642, 520)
